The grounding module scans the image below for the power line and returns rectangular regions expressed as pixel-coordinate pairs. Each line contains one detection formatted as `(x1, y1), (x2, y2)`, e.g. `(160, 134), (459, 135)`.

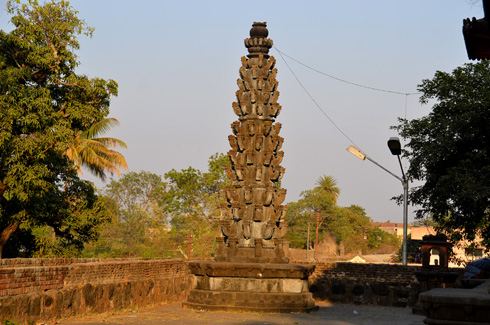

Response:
(273, 46), (421, 96)
(273, 45), (362, 149)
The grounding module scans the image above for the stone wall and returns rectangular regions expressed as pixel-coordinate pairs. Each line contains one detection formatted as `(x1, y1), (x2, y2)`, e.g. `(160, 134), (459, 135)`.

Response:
(0, 258), (465, 323)
(302, 262), (465, 307)
(0, 258), (190, 323)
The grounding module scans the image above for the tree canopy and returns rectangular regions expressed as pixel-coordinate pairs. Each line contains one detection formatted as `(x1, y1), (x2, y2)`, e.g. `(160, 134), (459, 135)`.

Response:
(83, 153), (230, 259)
(0, 0), (117, 257)
(286, 176), (399, 255)
(66, 117), (128, 181)
(315, 175), (340, 203)
(164, 153), (230, 233)
(394, 60), (490, 250)
(83, 171), (170, 258)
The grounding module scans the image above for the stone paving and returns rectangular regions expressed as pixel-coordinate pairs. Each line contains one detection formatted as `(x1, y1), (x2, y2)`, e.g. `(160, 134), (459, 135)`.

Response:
(58, 301), (426, 325)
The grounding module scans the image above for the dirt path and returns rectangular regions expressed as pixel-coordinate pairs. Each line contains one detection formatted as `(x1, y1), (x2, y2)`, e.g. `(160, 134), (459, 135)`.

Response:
(55, 301), (425, 325)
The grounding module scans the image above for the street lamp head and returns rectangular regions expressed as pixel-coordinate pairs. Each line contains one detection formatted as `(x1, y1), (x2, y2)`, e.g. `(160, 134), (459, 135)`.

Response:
(347, 145), (366, 160)
(388, 137), (402, 156)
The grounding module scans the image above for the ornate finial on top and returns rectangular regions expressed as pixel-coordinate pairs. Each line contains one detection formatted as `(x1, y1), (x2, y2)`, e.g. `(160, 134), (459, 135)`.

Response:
(250, 22), (268, 38)
(245, 22), (273, 58)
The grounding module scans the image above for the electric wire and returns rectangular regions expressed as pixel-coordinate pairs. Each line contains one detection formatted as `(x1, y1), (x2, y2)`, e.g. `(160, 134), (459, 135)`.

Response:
(274, 46), (421, 96)
(273, 45), (362, 149)
(273, 45), (418, 157)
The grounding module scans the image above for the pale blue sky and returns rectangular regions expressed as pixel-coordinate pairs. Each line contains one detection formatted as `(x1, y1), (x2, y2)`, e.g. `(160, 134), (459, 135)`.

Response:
(0, 1), (482, 222)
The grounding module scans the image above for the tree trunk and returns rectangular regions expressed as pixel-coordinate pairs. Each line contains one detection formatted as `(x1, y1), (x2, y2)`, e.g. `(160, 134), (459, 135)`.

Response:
(0, 180), (6, 202)
(0, 222), (19, 259)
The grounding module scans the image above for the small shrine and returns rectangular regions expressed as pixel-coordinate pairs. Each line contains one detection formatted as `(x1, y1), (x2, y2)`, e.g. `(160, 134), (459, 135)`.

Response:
(183, 22), (318, 313)
(420, 233), (450, 268)
(413, 234), (458, 315)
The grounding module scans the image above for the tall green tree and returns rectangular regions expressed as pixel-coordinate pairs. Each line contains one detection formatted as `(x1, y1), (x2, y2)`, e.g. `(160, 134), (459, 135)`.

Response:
(66, 117), (128, 181)
(286, 180), (399, 255)
(164, 153), (230, 257)
(0, 0), (116, 257)
(84, 171), (170, 257)
(84, 154), (231, 259)
(286, 183), (338, 250)
(164, 153), (230, 232)
(315, 175), (341, 203)
(394, 60), (490, 250)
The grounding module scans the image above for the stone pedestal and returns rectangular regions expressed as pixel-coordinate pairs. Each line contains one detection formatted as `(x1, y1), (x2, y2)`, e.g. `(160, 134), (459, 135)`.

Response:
(419, 279), (490, 324)
(183, 261), (318, 313)
(412, 269), (459, 315)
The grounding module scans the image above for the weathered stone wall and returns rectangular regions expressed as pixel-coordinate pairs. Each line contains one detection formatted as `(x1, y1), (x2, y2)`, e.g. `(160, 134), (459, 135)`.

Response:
(301, 262), (465, 307)
(0, 258), (465, 323)
(0, 258), (190, 323)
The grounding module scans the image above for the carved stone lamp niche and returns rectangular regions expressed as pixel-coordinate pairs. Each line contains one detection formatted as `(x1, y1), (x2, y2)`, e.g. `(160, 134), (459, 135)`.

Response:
(420, 234), (450, 268)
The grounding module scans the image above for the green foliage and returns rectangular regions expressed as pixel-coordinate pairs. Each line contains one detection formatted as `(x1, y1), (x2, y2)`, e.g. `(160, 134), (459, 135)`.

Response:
(411, 218), (438, 227)
(67, 117), (128, 181)
(0, 0), (116, 257)
(315, 175), (340, 203)
(83, 171), (170, 258)
(392, 235), (421, 264)
(163, 153), (230, 258)
(164, 153), (230, 234)
(2, 160), (109, 258)
(286, 177), (400, 255)
(83, 153), (230, 259)
(285, 186), (336, 249)
(3, 319), (20, 325)
(393, 60), (490, 250)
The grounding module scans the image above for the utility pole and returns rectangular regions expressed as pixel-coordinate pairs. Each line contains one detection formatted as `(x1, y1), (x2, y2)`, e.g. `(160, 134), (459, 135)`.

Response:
(306, 219), (310, 259)
(315, 210), (320, 261)
(188, 232), (192, 261)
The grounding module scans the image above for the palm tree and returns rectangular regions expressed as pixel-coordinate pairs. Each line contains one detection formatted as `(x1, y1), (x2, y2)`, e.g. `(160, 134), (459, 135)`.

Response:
(66, 117), (128, 181)
(315, 175), (340, 203)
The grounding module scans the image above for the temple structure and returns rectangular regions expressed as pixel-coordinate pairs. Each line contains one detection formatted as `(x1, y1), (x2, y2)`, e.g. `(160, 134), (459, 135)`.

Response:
(183, 22), (318, 313)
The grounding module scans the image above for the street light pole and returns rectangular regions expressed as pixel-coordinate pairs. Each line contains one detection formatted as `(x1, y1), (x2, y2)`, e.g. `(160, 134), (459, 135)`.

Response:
(347, 143), (409, 266)
(315, 210), (320, 261)
(387, 137), (409, 266)
(402, 177), (408, 266)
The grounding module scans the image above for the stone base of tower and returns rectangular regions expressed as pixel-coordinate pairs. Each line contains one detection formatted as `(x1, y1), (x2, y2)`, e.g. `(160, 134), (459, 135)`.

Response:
(183, 261), (319, 313)
(215, 237), (291, 264)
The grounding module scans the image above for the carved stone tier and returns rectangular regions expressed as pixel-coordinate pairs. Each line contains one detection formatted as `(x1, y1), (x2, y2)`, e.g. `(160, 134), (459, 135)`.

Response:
(245, 22), (273, 58)
(183, 261), (318, 313)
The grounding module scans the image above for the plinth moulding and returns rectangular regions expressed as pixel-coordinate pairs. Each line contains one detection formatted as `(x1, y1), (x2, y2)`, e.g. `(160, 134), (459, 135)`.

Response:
(183, 22), (318, 313)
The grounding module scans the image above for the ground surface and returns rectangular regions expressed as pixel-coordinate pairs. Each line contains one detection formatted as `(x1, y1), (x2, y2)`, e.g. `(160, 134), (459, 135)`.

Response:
(56, 301), (426, 325)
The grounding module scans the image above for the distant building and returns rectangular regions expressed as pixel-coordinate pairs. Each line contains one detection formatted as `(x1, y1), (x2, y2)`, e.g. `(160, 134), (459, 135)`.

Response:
(349, 254), (393, 264)
(372, 222), (411, 237)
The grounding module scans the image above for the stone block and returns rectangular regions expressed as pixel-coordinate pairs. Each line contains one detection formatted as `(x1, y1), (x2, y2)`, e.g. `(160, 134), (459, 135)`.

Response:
(205, 276), (305, 294)
(352, 284), (364, 296)
(331, 283), (346, 295)
(419, 279), (490, 324)
(185, 261), (317, 313)
(370, 282), (389, 296)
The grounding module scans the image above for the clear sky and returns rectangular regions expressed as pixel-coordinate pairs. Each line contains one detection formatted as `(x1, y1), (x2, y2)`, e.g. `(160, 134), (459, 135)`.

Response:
(0, 1), (482, 223)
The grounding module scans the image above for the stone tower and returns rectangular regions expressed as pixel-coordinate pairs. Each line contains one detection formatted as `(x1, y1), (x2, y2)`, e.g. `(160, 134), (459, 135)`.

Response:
(216, 22), (289, 263)
(184, 23), (317, 313)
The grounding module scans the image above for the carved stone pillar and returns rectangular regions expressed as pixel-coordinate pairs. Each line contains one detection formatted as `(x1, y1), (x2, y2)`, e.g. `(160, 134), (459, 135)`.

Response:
(184, 22), (317, 314)
(215, 21), (290, 264)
